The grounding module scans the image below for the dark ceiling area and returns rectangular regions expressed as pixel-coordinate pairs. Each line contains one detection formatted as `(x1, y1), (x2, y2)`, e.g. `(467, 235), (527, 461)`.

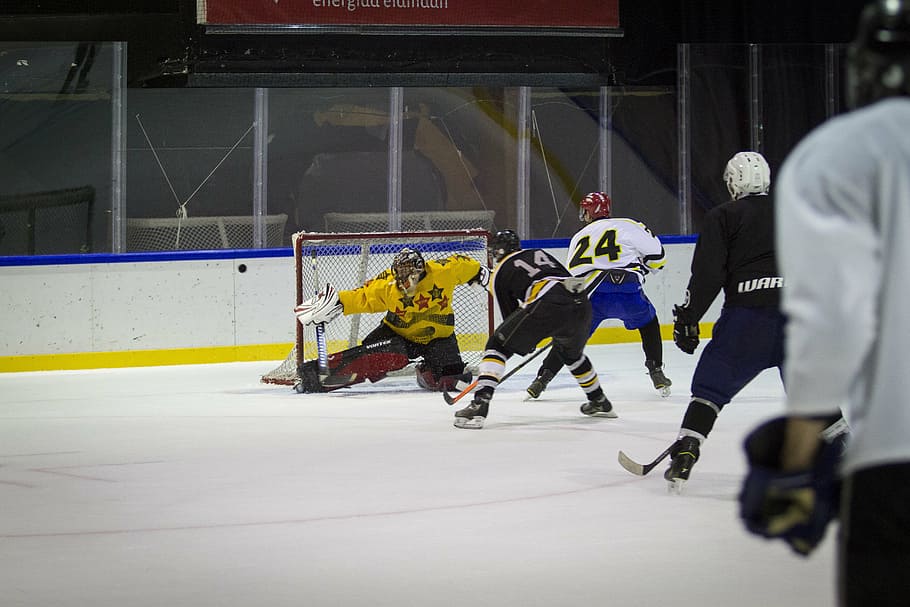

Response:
(0, 1), (867, 87)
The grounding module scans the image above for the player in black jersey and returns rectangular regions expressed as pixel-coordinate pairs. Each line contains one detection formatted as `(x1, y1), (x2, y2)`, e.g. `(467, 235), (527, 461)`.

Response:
(664, 151), (786, 491)
(453, 230), (614, 429)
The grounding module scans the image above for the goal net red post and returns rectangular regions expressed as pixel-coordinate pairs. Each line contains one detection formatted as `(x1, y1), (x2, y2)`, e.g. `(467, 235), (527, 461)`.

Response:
(262, 229), (493, 386)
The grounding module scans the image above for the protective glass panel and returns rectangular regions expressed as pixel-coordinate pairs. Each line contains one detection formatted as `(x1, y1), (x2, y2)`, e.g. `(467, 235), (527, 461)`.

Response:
(527, 86), (679, 239)
(268, 87), (395, 237)
(399, 87), (513, 235)
(0, 42), (114, 255)
(124, 88), (258, 251)
(685, 43), (845, 233)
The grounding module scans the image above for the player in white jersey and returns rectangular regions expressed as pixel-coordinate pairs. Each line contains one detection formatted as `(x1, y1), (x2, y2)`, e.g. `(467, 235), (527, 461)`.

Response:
(739, 2), (910, 604)
(525, 192), (670, 399)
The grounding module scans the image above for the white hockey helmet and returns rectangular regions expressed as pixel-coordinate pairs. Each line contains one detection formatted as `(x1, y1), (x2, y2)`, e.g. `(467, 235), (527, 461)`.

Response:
(723, 151), (771, 200)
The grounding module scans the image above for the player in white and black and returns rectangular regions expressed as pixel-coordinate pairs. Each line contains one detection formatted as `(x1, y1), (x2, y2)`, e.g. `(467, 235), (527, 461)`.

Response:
(525, 192), (671, 400)
(665, 151), (785, 491)
(739, 2), (910, 603)
(454, 229), (614, 429)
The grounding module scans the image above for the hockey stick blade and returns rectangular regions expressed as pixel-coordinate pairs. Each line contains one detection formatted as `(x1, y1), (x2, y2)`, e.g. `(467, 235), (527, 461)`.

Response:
(443, 379), (478, 405)
(443, 343), (554, 406)
(320, 373), (358, 389)
(617, 445), (674, 476)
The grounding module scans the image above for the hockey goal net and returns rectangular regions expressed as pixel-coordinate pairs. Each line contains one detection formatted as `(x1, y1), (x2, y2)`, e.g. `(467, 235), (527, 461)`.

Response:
(261, 229), (492, 386)
(126, 214), (288, 251)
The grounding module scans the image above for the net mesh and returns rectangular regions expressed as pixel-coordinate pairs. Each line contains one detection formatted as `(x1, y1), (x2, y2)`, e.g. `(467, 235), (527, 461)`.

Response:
(323, 210), (495, 233)
(262, 229), (492, 386)
(126, 214), (288, 251)
(0, 186), (94, 255)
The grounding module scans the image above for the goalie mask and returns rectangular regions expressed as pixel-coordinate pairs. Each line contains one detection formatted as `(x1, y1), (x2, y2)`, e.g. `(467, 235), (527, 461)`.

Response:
(489, 229), (521, 265)
(724, 152), (771, 200)
(392, 248), (426, 296)
(847, 0), (910, 109)
(578, 192), (612, 222)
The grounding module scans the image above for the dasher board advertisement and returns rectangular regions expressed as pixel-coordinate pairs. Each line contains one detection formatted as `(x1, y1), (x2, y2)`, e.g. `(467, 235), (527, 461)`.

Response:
(197, 0), (620, 31)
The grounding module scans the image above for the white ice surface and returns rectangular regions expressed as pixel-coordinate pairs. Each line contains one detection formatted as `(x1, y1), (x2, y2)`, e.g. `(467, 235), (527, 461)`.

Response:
(0, 343), (835, 607)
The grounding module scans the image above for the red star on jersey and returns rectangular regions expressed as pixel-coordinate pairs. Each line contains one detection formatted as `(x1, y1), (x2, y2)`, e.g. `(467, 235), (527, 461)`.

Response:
(415, 293), (431, 310)
(439, 294), (449, 308)
(393, 307), (406, 318)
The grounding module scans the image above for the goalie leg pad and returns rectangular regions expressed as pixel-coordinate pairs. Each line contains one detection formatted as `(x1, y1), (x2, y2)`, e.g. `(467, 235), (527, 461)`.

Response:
(295, 336), (412, 393)
(335, 351), (410, 384)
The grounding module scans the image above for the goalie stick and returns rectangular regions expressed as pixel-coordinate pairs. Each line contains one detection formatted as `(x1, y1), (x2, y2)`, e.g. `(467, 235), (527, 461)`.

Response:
(617, 416), (852, 477)
(442, 342), (553, 405)
(311, 248), (330, 378)
(293, 246), (354, 393)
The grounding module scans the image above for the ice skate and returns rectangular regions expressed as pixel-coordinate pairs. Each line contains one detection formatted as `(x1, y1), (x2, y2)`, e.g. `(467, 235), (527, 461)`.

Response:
(664, 436), (700, 494)
(526, 369), (554, 399)
(646, 360), (672, 398)
(580, 393), (618, 418)
(454, 394), (490, 429)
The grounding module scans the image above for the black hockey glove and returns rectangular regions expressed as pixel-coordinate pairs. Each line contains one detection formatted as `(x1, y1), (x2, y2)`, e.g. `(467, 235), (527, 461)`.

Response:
(672, 305), (699, 354)
(738, 416), (846, 557)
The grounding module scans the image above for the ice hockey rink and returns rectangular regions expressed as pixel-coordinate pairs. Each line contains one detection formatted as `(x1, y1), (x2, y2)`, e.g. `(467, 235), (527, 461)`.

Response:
(0, 342), (836, 607)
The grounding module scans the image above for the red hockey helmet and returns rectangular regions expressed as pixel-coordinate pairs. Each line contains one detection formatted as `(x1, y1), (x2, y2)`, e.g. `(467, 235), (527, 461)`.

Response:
(578, 192), (612, 221)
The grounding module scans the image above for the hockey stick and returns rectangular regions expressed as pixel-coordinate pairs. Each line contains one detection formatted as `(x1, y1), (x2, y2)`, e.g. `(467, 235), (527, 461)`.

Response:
(617, 417), (849, 477)
(617, 444), (675, 476)
(443, 342), (553, 406)
(311, 248), (330, 378)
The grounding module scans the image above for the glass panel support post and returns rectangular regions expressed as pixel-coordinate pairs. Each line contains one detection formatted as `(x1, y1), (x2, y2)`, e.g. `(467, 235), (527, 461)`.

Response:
(516, 86), (531, 239)
(253, 88), (269, 248)
(387, 87), (404, 232)
(676, 44), (692, 235)
(110, 42), (127, 253)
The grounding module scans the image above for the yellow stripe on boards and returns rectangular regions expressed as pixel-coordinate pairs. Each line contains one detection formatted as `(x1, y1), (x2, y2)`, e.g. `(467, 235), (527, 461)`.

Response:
(587, 323), (712, 345)
(0, 343), (295, 373)
(0, 323), (715, 374)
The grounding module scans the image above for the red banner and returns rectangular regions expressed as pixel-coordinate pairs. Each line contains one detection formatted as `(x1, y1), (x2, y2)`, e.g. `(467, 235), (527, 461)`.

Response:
(198, 0), (620, 29)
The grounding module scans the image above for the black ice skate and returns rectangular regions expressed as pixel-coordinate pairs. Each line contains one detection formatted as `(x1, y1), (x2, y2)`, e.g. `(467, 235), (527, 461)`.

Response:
(646, 360), (672, 398)
(526, 368), (555, 399)
(664, 436), (700, 494)
(454, 393), (490, 429)
(580, 393), (618, 418)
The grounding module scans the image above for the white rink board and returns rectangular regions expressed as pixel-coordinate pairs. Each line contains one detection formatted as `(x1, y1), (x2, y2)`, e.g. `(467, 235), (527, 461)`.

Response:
(90, 260), (235, 350)
(0, 242), (716, 358)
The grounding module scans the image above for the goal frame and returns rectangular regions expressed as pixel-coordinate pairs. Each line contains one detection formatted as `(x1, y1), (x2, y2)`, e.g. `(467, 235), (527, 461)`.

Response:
(290, 228), (493, 378)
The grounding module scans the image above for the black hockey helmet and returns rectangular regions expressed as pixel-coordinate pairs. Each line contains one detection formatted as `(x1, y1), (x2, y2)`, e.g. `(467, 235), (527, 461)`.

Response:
(847, 0), (910, 109)
(490, 229), (521, 265)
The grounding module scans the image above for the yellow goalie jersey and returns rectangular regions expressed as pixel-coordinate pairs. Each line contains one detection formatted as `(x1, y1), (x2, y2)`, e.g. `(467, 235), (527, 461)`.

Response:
(337, 254), (481, 345)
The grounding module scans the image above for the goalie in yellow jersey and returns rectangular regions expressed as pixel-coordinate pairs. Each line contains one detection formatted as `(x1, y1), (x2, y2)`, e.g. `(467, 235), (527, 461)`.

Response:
(293, 247), (489, 393)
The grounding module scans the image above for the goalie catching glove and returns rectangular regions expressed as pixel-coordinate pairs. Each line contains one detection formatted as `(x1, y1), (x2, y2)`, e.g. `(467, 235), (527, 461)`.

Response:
(294, 284), (343, 326)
